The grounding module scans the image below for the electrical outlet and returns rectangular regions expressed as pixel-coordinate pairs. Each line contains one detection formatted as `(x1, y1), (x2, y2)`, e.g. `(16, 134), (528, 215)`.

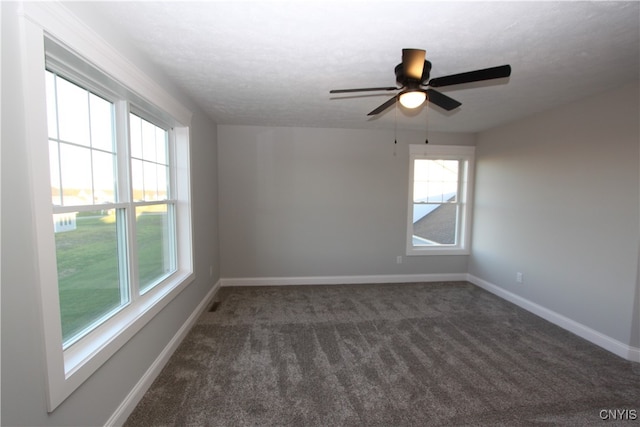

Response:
(396, 256), (403, 264)
(516, 272), (523, 283)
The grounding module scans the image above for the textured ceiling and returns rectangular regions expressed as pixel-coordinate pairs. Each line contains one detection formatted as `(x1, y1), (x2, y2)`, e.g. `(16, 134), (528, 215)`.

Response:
(81, 1), (639, 132)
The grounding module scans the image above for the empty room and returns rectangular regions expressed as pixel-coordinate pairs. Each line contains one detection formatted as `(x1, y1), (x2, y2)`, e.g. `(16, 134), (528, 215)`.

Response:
(1, 1), (639, 426)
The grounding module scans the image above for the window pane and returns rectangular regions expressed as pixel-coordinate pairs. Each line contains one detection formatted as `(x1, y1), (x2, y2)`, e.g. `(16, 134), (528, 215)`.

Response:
(155, 131), (167, 164)
(130, 114), (169, 202)
(143, 161), (158, 201)
(92, 151), (116, 203)
(56, 76), (90, 146)
(141, 119), (157, 162)
(136, 204), (174, 293)
(412, 203), (457, 245)
(131, 159), (144, 202)
(412, 158), (461, 246)
(89, 94), (114, 152)
(157, 165), (169, 200)
(45, 71), (58, 139)
(414, 159), (458, 204)
(440, 160), (458, 202)
(49, 140), (62, 206)
(59, 143), (92, 205)
(426, 181), (445, 203)
(55, 210), (128, 345)
(130, 114), (143, 159)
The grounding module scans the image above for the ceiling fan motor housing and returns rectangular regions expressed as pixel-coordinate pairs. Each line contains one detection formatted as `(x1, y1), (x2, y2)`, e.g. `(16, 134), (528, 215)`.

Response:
(395, 60), (432, 88)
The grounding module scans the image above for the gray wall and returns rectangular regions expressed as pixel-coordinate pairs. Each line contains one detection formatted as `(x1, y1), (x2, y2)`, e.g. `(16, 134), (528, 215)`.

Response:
(218, 125), (474, 278)
(1, 2), (219, 425)
(469, 82), (640, 347)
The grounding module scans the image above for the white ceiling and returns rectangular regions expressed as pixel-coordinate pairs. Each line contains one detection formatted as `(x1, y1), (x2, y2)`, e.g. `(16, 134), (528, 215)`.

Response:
(84, 1), (639, 133)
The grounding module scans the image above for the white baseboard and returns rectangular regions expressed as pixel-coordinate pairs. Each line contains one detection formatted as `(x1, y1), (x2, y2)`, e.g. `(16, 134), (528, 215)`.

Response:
(106, 279), (221, 427)
(220, 273), (468, 287)
(467, 274), (640, 363)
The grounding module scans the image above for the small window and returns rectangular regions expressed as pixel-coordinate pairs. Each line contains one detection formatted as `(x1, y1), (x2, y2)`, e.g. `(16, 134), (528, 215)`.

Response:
(407, 145), (475, 255)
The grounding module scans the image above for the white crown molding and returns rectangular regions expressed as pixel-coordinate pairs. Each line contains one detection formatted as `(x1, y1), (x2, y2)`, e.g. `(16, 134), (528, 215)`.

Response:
(20, 1), (192, 126)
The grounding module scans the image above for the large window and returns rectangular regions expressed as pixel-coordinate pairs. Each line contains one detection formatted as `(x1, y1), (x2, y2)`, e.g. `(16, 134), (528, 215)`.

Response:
(46, 70), (178, 348)
(407, 145), (475, 255)
(20, 15), (194, 410)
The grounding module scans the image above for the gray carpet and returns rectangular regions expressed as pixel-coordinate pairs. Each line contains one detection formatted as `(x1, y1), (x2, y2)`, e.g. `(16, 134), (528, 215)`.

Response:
(125, 282), (639, 426)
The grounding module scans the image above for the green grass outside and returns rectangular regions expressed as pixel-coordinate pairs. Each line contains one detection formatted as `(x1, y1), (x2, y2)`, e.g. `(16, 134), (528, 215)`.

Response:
(56, 211), (171, 343)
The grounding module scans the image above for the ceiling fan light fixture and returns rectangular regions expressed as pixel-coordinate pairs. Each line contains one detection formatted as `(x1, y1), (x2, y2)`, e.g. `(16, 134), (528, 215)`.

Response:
(399, 90), (426, 109)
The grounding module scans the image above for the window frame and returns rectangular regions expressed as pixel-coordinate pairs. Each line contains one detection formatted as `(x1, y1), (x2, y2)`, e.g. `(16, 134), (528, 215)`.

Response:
(406, 144), (475, 256)
(20, 3), (194, 411)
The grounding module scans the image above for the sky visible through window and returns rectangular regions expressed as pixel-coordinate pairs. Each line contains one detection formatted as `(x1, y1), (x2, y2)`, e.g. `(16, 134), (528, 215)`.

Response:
(46, 71), (169, 206)
(413, 159), (458, 204)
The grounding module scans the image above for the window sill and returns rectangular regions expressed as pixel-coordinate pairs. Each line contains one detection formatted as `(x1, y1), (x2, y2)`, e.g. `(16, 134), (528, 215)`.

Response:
(54, 270), (194, 410)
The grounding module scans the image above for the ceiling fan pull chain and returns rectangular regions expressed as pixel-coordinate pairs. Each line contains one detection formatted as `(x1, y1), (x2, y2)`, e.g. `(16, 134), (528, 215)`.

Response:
(393, 102), (398, 156)
(425, 94), (429, 144)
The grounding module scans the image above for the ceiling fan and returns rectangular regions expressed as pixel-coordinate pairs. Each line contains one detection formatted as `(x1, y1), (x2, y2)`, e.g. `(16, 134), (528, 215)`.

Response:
(330, 48), (511, 116)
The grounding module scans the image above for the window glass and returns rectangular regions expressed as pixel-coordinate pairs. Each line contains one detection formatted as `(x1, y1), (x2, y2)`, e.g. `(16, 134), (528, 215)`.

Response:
(46, 70), (124, 345)
(412, 159), (460, 246)
(59, 143), (93, 205)
(45, 71), (58, 139)
(89, 94), (114, 152)
(143, 161), (158, 201)
(46, 71), (117, 207)
(130, 113), (169, 201)
(413, 159), (458, 203)
(407, 145), (474, 255)
(136, 204), (174, 293)
(157, 164), (169, 200)
(129, 113), (143, 159)
(92, 151), (116, 203)
(49, 140), (62, 206)
(141, 119), (157, 162)
(56, 76), (90, 146)
(155, 130), (167, 164)
(54, 210), (128, 345)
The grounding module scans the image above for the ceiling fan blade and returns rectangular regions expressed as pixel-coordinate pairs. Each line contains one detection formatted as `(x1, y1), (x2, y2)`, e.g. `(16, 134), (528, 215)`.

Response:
(429, 64), (511, 88)
(402, 48), (426, 80)
(426, 89), (461, 111)
(367, 96), (398, 116)
(330, 86), (398, 94)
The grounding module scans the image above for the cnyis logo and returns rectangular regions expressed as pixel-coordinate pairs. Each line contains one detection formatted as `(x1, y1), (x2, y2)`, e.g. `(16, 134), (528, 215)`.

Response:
(599, 409), (638, 421)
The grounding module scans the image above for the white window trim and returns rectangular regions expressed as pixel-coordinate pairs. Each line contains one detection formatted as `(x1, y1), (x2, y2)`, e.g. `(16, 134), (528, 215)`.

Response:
(18, 3), (194, 411)
(406, 144), (475, 256)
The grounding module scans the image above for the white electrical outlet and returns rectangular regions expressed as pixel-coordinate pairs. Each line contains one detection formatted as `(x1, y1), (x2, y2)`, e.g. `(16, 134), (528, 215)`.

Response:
(516, 272), (523, 283)
(396, 256), (402, 264)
